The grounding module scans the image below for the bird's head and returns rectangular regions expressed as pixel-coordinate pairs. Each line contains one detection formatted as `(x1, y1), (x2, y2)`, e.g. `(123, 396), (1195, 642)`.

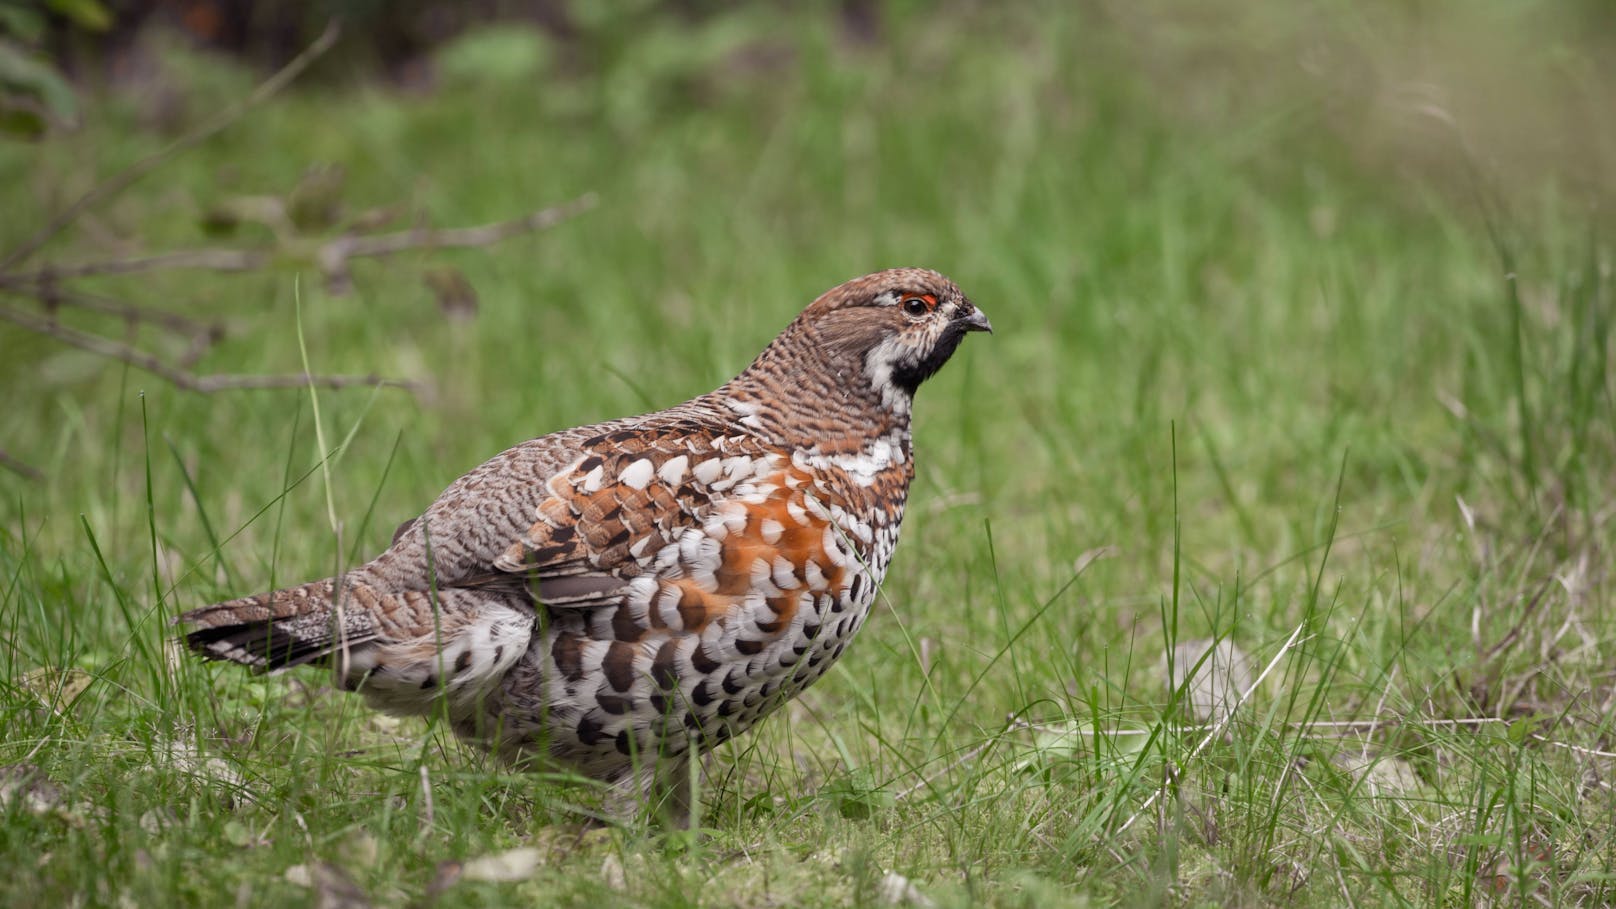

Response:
(721, 268), (990, 441)
(795, 267), (991, 408)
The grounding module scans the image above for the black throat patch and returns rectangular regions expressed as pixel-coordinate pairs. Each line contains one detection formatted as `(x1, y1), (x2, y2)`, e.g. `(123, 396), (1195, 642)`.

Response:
(890, 324), (968, 396)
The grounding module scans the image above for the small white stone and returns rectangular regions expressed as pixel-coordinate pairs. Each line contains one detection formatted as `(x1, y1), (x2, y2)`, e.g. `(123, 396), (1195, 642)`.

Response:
(877, 870), (934, 907)
(463, 847), (543, 883)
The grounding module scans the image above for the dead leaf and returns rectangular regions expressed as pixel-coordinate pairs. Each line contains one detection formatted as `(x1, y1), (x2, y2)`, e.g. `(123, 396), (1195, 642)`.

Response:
(0, 763), (63, 816)
(1168, 638), (1253, 723)
(1331, 749), (1422, 795)
(878, 870), (936, 907)
(422, 861), (463, 900)
(140, 807), (178, 835)
(1073, 545), (1119, 576)
(344, 204), (405, 234)
(288, 164), (347, 232)
(341, 832), (380, 870)
(18, 667), (93, 714)
(284, 861), (370, 909)
(460, 847), (542, 883)
(156, 734), (247, 793)
(424, 267), (478, 322)
(599, 853), (626, 891)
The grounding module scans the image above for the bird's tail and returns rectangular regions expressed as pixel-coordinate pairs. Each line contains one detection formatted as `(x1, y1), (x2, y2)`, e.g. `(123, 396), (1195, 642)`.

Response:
(180, 579), (536, 716)
(179, 577), (379, 672)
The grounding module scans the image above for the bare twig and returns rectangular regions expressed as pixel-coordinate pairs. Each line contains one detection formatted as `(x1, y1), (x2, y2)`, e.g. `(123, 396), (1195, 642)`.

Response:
(0, 448), (44, 481)
(419, 764), (436, 830)
(1365, 664), (1399, 753)
(320, 194), (599, 263)
(1530, 735), (1616, 759)
(1483, 572), (1558, 661)
(0, 279), (219, 339)
(1016, 714), (1616, 767)
(0, 304), (422, 394)
(0, 195), (595, 393)
(3, 193), (599, 291)
(0, 14), (589, 398)
(7, 248), (271, 281)
(1014, 716), (1517, 738)
(0, 22), (342, 271)
(318, 193), (597, 291)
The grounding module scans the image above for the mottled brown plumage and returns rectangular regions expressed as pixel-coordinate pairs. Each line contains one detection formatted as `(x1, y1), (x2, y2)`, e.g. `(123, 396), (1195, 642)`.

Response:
(180, 267), (989, 822)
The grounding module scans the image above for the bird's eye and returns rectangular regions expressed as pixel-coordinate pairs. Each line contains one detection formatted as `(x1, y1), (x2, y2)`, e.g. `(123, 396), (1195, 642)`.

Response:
(902, 297), (929, 316)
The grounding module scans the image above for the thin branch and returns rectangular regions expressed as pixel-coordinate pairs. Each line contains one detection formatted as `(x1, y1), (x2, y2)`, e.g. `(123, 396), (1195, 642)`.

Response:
(6, 249), (270, 281)
(1013, 715), (1515, 739)
(0, 448), (44, 481)
(1482, 571), (1558, 661)
(318, 192), (597, 291)
(0, 279), (220, 339)
(1016, 715), (1616, 755)
(0, 22), (342, 272)
(175, 373), (421, 393)
(3, 194), (599, 288)
(0, 304), (422, 395)
(174, 327), (218, 369)
(322, 193), (599, 261)
(1530, 736), (1616, 759)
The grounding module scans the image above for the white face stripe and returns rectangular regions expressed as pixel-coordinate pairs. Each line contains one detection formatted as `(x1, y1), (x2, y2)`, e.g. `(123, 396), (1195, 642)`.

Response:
(862, 335), (914, 415)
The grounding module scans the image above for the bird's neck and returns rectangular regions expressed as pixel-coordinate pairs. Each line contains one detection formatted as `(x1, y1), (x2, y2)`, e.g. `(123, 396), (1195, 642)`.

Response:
(708, 324), (912, 456)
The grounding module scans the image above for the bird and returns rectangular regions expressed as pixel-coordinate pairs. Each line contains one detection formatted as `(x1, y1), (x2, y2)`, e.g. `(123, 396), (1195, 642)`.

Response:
(179, 267), (991, 824)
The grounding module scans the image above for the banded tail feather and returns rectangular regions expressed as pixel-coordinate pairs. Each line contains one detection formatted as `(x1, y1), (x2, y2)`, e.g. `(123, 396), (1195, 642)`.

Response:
(179, 580), (536, 715)
(180, 578), (376, 671)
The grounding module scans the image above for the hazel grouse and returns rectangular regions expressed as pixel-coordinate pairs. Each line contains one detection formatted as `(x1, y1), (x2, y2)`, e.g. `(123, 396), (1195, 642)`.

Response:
(180, 267), (991, 822)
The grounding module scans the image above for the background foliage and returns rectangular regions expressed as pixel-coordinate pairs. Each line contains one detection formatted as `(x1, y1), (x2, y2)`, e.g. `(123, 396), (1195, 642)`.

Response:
(2, 1), (1614, 906)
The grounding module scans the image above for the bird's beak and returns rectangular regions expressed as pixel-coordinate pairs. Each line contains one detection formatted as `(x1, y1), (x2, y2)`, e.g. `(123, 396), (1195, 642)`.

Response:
(958, 305), (993, 334)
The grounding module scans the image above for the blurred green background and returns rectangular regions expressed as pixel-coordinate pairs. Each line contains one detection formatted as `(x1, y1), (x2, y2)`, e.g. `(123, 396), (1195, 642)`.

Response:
(1, 1), (1614, 906)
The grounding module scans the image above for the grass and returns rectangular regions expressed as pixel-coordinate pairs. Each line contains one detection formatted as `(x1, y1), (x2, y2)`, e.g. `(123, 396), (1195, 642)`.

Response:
(2, 1), (1615, 905)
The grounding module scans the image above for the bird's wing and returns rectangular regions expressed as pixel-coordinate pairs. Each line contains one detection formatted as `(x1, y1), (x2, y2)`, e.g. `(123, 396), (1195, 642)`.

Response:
(470, 429), (865, 641)
(479, 431), (773, 604)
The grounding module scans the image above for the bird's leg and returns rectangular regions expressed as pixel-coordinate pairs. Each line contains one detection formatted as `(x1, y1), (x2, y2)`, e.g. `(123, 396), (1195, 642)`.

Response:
(598, 752), (695, 828)
(648, 752), (695, 829)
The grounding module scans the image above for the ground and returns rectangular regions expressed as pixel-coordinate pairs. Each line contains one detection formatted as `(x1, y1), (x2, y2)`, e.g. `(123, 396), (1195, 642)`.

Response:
(1, 2), (1614, 906)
